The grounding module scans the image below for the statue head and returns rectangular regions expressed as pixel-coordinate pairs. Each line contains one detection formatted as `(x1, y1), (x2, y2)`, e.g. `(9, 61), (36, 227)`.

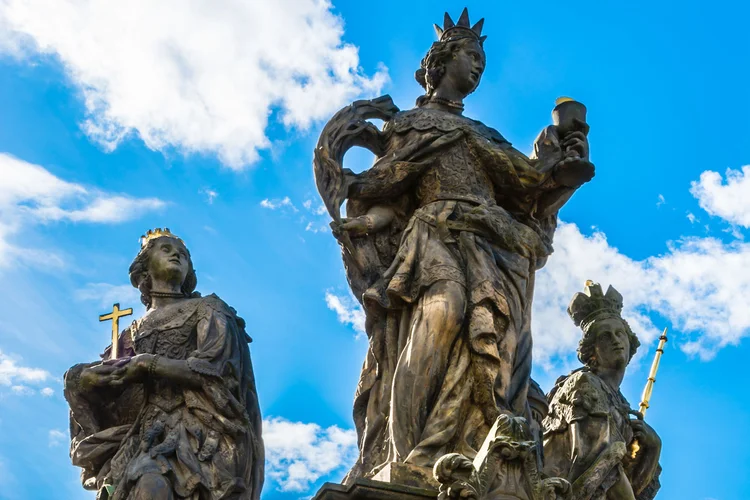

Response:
(129, 228), (197, 308)
(415, 8), (486, 104)
(568, 281), (640, 371)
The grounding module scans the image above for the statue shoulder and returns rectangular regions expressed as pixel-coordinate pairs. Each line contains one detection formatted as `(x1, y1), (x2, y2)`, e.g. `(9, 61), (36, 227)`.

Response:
(544, 370), (609, 432)
(197, 294), (251, 341)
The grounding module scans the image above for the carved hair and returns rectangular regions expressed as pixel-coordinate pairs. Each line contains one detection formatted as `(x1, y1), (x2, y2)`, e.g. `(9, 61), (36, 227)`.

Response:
(129, 237), (198, 308)
(415, 38), (485, 106)
(577, 316), (640, 370)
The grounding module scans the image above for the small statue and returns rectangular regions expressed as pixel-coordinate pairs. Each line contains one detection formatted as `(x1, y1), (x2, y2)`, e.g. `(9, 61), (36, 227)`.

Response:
(543, 282), (661, 500)
(314, 8), (594, 482)
(64, 229), (264, 500)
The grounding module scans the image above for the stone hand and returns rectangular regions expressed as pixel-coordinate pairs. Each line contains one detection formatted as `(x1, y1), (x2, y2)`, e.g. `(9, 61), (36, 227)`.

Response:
(630, 419), (661, 451)
(80, 362), (121, 391)
(338, 217), (370, 236)
(561, 130), (589, 159)
(94, 354), (153, 387)
(553, 156), (595, 188)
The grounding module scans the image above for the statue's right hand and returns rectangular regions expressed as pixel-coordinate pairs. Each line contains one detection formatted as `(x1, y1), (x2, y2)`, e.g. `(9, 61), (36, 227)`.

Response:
(80, 363), (120, 391)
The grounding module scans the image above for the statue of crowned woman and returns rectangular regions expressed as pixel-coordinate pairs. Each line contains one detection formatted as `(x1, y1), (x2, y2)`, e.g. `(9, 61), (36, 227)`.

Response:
(314, 8), (596, 483)
(64, 229), (264, 500)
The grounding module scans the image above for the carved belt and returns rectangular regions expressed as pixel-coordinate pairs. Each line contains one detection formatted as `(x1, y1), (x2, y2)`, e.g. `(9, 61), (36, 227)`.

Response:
(423, 193), (495, 206)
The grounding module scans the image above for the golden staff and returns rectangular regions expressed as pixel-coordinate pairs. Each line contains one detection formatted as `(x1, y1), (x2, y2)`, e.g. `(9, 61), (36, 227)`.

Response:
(631, 328), (668, 458)
(639, 328), (668, 417)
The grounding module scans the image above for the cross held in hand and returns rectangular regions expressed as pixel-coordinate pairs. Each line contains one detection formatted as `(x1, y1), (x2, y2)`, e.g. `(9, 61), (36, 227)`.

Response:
(99, 303), (133, 360)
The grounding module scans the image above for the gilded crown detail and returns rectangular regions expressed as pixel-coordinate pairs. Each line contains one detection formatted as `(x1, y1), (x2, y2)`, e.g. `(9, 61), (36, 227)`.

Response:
(568, 280), (625, 329)
(139, 227), (183, 248)
(434, 8), (486, 45)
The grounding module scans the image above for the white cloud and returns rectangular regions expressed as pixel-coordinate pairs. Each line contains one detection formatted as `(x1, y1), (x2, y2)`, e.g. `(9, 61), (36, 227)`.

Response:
(201, 188), (218, 205)
(656, 194), (666, 207)
(303, 200), (328, 216)
(40, 387), (54, 397)
(325, 292), (365, 337)
(75, 283), (142, 310)
(0, 349), (51, 387)
(261, 197), (297, 212)
(48, 429), (66, 447)
(534, 221), (750, 365)
(690, 165), (750, 228)
(10, 385), (34, 395)
(264, 417), (357, 492)
(0, 153), (165, 267)
(0, 0), (388, 169)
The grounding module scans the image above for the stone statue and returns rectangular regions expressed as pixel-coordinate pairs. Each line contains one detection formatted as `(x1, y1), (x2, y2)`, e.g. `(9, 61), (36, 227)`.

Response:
(543, 282), (662, 500)
(314, 8), (595, 484)
(64, 229), (264, 500)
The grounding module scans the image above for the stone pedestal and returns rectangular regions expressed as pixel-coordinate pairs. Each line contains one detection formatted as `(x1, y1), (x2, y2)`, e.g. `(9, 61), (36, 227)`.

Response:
(313, 479), (437, 500)
(371, 462), (439, 490)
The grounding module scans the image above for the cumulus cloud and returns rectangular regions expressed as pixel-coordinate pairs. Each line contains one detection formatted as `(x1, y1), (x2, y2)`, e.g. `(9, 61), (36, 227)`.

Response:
(0, 0), (388, 169)
(0, 349), (51, 388)
(40, 387), (54, 397)
(325, 292), (365, 337)
(533, 222), (750, 364)
(0, 153), (165, 267)
(264, 417), (357, 492)
(690, 165), (750, 228)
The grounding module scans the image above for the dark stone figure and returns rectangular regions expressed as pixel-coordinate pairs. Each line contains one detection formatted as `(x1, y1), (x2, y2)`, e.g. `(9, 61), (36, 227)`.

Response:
(543, 282), (661, 500)
(64, 229), (264, 500)
(314, 8), (594, 485)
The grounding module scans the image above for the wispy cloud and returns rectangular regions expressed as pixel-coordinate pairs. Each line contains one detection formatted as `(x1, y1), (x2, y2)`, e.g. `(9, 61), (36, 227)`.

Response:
(201, 188), (218, 205)
(0, 153), (165, 268)
(264, 417), (357, 493)
(260, 197), (297, 212)
(325, 292), (365, 337)
(0, 0), (387, 169)
(48, 429), (66, 447)
(75, 283), (142, 310)
(0, 349), (51, 388)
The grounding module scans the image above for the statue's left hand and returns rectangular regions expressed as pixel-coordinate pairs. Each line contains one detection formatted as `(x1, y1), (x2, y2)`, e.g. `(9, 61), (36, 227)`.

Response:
(630, 419), (661, 451)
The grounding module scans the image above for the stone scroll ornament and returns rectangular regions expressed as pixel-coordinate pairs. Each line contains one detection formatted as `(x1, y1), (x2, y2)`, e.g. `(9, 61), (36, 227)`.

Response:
(315, 6), (595, 487)
(64, 228), (264, 500)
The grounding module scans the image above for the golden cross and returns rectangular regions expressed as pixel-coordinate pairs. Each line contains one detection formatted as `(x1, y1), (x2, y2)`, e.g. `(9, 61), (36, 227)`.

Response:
(99, 303), (133, 360)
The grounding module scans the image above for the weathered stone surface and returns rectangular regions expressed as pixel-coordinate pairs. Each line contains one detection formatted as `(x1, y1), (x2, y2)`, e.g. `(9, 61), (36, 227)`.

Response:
(543, 282), (662, 500)
(314, 7), (594, 485)
(64, 229), (263, 500)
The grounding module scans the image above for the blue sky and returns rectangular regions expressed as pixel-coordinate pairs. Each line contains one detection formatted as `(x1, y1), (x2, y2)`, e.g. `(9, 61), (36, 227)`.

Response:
(0, 1), (749, 499)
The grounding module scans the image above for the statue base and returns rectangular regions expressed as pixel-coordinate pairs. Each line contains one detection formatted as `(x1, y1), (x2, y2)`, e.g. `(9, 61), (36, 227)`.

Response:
(313, 479), (436, 500)
(371, 462), (439, 490)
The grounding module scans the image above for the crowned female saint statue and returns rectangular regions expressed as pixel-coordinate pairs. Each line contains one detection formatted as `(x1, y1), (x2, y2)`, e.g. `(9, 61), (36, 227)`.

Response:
(314, 8), (596, 483)
(64, 229), (264, 500)
(543, 283), (662, 500)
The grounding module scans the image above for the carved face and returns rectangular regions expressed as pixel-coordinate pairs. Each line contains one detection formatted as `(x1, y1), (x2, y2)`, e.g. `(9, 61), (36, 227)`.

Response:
(441, 40), (485, 97)
(147, 237), (190, 288)
(592, 317), (631, 370)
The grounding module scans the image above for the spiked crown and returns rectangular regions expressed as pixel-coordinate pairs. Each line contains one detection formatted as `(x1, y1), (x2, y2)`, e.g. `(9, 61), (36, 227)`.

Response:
(434, 8), (486, 45)
(568, 280), (625, 330)
(139, 227), (184, 248)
